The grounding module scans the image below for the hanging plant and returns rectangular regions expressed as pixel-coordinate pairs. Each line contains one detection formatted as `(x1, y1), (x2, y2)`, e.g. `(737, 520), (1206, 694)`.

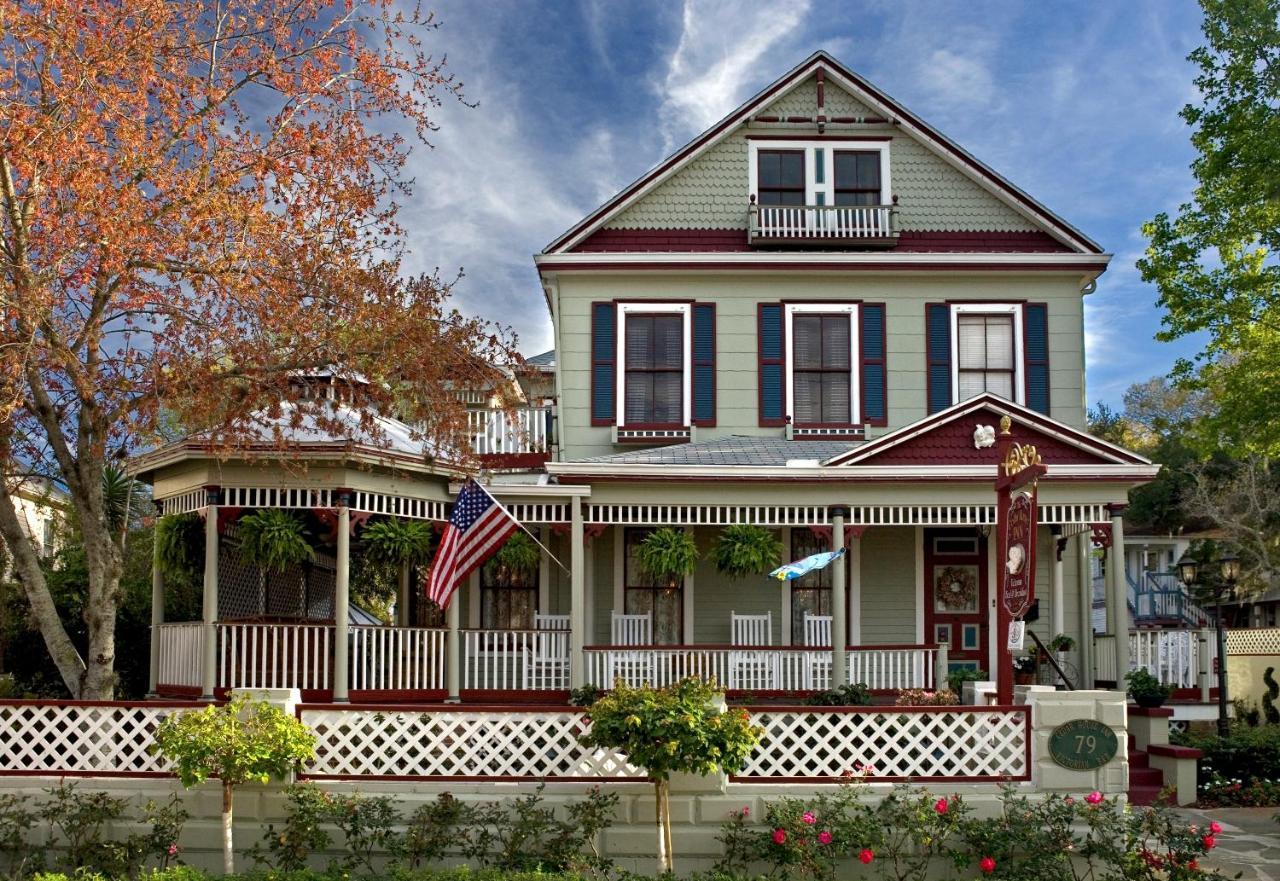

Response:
(636, 527), (699, 590)
(711, 524), (783, 580)
(236, 509), (315, 573)
(492, 531), (540, 577)
(154, 513), (205, 582)
(361, 517), (435, 567)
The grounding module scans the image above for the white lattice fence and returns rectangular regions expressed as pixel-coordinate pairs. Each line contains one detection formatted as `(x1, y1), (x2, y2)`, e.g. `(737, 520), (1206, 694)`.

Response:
(300, 707), (644, 780)
(734, 707), (1030, 781)
(0, 702), (199, 776)
(1227, 627), (1280, 656)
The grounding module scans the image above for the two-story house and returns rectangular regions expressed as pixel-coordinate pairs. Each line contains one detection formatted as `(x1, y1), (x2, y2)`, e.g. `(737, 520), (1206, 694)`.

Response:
(137, 51), (1155, 707)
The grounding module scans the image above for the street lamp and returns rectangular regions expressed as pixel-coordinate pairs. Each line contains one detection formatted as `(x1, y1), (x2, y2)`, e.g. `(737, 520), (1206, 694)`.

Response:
(1177, 552), (1238, 737)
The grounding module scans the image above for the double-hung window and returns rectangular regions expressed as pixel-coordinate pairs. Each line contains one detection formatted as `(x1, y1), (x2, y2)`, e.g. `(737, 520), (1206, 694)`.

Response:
(785, 304), (859, 426)
(617, 303), (690, 427)
(749, 141), (891, 208)
(833, 151), (882, 205)
(951, 304), (1023, 404)
(756, 150), (806, 206)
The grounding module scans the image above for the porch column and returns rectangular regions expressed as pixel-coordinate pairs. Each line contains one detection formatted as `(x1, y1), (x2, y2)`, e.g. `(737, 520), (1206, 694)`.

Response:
(569, 494), (586, 689)
(830, 507), (848, 688)
(147, 503), (165, 697)
(200, 487), (220, 701)
(332, 495), (351, 703)
(1050, 527), (1065, 640)
(1077, 532), (1095, 688)
(445, 592), (461, 702)
(1108, 504), (1129, 687)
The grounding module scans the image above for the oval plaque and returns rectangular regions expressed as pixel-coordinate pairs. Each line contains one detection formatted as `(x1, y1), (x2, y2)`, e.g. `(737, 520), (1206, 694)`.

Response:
(1048, 719), (1118, 770)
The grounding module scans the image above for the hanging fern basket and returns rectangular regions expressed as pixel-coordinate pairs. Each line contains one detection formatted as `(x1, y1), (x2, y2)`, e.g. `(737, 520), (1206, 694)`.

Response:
(711, 525), (783, 580)
(235, 509), (316, 573)
(636, 527), (699, 592)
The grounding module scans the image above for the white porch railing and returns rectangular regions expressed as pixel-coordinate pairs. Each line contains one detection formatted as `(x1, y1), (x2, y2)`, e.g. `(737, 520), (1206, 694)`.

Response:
(350, 626), (446, 692)
(217, 622), (333, 691)
(300, 705), (641, 779)
(467, 406), (552, 456)
(462, 628), (571, 692)
(751, 204), (896, 242)
(735, 705), (1030, 781)
(582, 644), (938, 691)
(154, 622), (202, 687)
(1093, 629), (1216, 689)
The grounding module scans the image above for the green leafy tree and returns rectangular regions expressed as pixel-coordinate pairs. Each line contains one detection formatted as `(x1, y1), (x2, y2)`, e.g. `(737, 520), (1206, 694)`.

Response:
(152, 694), (316, 875)
(579, 677), (761, 874)
(1139, 0), (1280, 454)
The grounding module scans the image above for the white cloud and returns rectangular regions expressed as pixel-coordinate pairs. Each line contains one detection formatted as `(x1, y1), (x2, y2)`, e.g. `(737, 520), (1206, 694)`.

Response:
(657, 0), (811, 151)
(915, 46), (1000, 112)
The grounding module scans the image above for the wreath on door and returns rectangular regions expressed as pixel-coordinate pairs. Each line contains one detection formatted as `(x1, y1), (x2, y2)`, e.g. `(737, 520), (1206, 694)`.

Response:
(935, 566), (978, 611)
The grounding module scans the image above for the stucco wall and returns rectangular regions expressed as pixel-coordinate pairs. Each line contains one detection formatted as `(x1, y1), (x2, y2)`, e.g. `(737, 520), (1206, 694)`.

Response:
(554, 271), (1088, 460)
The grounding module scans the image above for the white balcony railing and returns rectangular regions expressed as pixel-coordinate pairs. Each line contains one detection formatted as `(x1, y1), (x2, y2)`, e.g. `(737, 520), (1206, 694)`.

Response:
(750, 203), (897, 243)
(467, 406), (552, 456)
(1093, 628), (1216, 689)
(463, 628), (571, 692)
(217, 622), (333, 691)
(350, 625), (446, 692)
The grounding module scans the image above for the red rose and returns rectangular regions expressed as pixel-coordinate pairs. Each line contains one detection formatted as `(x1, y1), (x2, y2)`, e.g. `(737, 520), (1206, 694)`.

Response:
(772, 828), (787, 845)
(859, 848), (874, 864)
(980, 856), (996, 874)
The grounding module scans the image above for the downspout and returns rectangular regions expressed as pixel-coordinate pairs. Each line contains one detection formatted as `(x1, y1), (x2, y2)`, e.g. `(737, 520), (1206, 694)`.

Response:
(543, 275), (564, 462)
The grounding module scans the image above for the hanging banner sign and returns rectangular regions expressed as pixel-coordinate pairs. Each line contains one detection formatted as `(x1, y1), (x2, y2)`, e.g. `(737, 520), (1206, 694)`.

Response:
(1007, 620), (1026, 651)
(1002, 488), (1036, 618)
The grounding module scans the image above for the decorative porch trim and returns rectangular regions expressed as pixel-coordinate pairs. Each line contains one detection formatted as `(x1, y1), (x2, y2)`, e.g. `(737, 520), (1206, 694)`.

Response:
(586, 504), (831, 526)
(158, 486), (449, 521)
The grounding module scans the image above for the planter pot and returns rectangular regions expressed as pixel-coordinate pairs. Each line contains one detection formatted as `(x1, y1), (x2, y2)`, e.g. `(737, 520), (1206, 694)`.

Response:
(1014, 672), (1036, 685)
(1133, 694), (1167, 709)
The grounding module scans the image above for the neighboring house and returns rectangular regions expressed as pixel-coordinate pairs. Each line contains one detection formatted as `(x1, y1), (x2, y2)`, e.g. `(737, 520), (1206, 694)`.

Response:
(1, 477), (67, 579)
(134, 51), (1156, 705)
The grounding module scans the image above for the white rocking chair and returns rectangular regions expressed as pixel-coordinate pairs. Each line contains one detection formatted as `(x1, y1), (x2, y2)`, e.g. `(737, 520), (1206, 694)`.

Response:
(729, 611), (776, 690)
(608, 612), (653, 687)
(803, 613), (834, 690)
(525, 613), (570, 690)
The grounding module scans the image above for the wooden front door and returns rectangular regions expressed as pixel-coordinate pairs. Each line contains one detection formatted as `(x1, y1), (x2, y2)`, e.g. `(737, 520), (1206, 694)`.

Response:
(924, 529), (988, 673)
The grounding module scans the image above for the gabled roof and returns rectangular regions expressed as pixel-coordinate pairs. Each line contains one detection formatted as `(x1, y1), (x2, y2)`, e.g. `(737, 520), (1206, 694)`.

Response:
(543, 50), (1103, 256)
(823, 393), (1152, 468)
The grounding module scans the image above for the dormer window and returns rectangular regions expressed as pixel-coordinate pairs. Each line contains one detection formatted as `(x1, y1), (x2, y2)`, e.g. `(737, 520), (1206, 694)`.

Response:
(747, 140), (895, 245)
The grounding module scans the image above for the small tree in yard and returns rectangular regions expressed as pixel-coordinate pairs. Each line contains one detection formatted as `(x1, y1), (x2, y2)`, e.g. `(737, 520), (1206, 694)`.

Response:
(580, 677), (761, 874)
(153, 693), (315, 875)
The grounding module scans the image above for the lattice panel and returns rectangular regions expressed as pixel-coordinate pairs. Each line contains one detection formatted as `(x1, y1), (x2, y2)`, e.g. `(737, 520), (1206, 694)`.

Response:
(1226, 627), (1280, 656)
(0, 703), (195, 775)
(735, 708), (1029, 781)
(218, 535), (334, 621)
(301, 708), (644, 780)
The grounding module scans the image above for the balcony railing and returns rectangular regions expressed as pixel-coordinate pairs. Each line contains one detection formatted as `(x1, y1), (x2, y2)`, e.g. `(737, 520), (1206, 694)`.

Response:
(467, 406), (552, 458)
(749, 203), (898, 246)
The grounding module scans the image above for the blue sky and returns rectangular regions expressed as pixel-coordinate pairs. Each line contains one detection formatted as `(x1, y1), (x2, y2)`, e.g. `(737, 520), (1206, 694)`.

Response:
(395, 0), (1208, 409)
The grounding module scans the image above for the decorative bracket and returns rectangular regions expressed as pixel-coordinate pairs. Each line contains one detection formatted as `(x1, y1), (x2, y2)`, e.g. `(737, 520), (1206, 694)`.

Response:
(1089, 522), (1113, 549)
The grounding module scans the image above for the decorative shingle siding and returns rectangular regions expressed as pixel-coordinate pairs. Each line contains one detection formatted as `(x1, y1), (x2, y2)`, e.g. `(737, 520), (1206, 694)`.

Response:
(602, 79), (1037, 234)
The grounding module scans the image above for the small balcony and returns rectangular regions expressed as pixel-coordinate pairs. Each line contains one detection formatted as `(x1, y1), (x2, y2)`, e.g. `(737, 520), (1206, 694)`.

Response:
(466, 405), (554, 468)
(748, 202), (899, 248)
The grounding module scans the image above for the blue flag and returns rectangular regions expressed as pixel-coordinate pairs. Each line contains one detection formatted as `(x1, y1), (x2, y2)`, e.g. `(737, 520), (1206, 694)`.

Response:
(769, 547), (846, 581)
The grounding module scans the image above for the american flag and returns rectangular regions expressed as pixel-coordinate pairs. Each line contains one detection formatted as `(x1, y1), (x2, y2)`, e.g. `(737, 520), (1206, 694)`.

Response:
(425, 479), (519, 608)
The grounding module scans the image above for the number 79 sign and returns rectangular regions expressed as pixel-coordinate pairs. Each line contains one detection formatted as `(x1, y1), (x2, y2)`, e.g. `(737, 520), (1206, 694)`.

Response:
(1048, 719), (1119, 771)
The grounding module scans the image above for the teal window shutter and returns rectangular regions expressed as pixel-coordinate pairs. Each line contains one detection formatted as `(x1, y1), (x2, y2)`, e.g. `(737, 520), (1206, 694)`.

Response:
(926, 303), (952, 414)
(591, 303), (615, 424)
(861, 303), (887, 424)
(1024, 303), (1050, 414)
(692, 303), (716, 426)
(759, 304), (784, 425)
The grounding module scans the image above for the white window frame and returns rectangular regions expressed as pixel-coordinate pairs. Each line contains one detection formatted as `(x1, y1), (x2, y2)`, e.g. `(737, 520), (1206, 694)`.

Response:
(784, 303), (860, 425)
(615, 302), (692, 428)
(748, 140), (892, 206)
(949, 303), (1024, 406)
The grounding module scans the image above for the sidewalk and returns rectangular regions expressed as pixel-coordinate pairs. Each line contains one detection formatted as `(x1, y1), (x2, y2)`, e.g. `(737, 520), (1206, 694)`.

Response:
(1174, 808), (1280, 880)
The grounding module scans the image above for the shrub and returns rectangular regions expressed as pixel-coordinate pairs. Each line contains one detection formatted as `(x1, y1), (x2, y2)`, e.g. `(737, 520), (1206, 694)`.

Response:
(944, 668), (987, 697)
(804, 684), (873, 706)
(1265, 667), (1280, 725)
(1125, 668), (1172, 704)
(895, 688), (958, 706)
(568, 684), (603, 707)
(1175, 722), (1280, 791)
(0, 793), (37, 879)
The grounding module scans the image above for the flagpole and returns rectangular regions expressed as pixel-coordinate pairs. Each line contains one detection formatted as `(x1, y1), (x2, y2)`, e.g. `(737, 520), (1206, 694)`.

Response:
(475, 481), (572, 575)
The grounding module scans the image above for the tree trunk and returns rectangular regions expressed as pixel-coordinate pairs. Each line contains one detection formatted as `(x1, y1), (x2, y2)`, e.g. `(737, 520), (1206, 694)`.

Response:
(654, 778), (673, 874)
(222, 781), (235, 875)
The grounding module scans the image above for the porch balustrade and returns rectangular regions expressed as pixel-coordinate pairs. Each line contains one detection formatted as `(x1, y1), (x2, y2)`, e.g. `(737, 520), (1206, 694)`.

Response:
(466, 406), (552, 456)
(1091, 629), (1215, 691)
(749, 203), (897, 244)
(154, 621), (939, 697)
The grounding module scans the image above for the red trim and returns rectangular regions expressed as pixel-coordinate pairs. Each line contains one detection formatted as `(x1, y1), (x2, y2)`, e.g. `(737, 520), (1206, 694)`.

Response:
(477, 452), (551, 470)
(745, 134), (892, 142)
(0, 698), (208, 708)
(0, 770), (178, 779)
(570, 229), (1083, 254)
(590, 301), (615, 427)
(540, 259), (1110, 273)
(545, 53), (1103, 255)
(1128, 705), (1174, 718)
(1148, 744), (1203, 759)
(618, 422), (689, 431)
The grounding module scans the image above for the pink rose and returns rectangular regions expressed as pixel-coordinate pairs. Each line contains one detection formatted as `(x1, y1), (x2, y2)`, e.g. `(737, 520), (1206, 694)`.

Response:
(859, 848), (874, 864)
(772, 828), (787, 845)
(980, 856), (996, 874)
(1209, 820), (1223, 834)
(934, 797), (949, 814)
(1064, 796), (1074, 805)
(818, 830), (833, 845)
(1203, 834), (1217, 850)
(1085, 790), (1104, 805)
(167, 844), (178, 856)
(802, 811), (816, 825)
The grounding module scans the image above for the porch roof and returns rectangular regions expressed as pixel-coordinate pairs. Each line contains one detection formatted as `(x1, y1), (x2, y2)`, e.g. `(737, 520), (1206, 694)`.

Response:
(577, 435), (858, 467)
